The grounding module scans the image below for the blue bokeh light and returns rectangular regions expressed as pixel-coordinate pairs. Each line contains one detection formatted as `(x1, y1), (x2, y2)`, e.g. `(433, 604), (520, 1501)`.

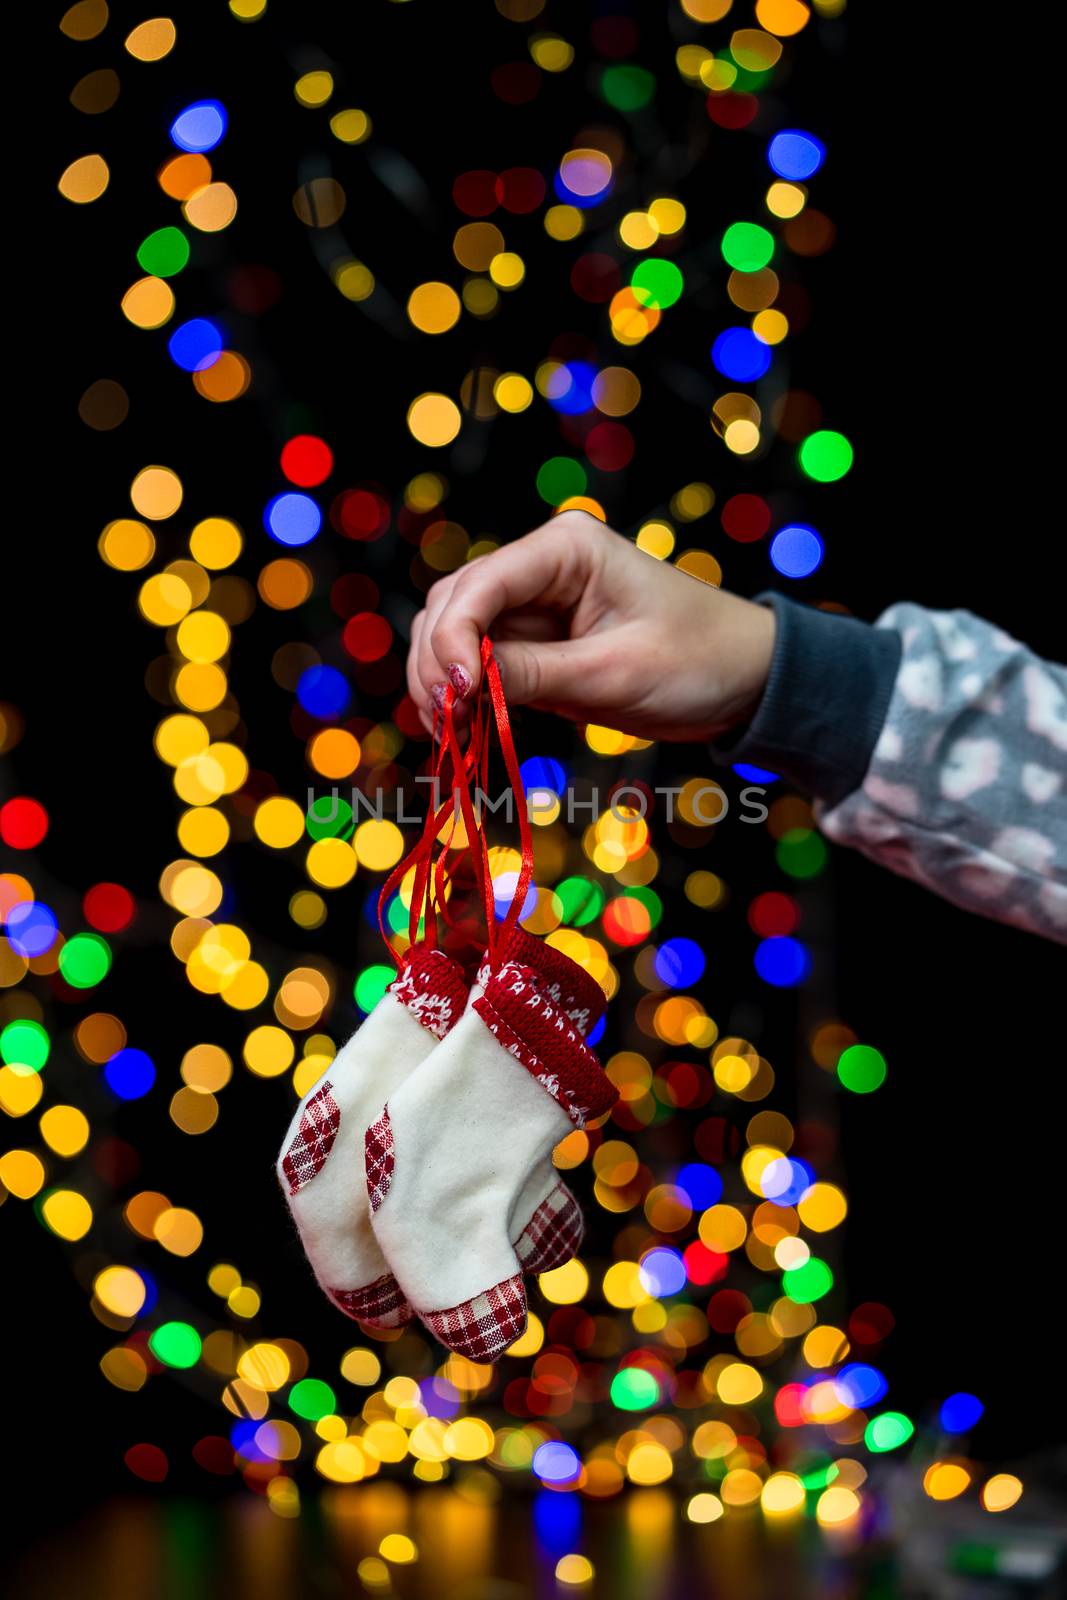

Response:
(587, 1014), (607, 1048)
(768, 129), (825, 181)
(755, 935), (811, 987)
(532, 1440), (582, 1485)
(837, 1363), (889, 1408)
(638, 1247), (688, 1298)
(770, 524), (823, 579)
(265, 492), (322, 546)
(545, 361), (597, 415)
(939, 1392), (984, 1434)
(170, 100), (228, 154)
(104, 1047), (156, 1100)
(492, 871), (538, 923)
(676, 1162), (723, 1210)
(761, 1156), (815, 1206)
(520, 756), (567, 794)
(534, 1488), (582, 1547)
(297, 665), (351, 721)
(733, 762), (779, 784)
(230, 1419), (269, 1462)
(711, 327), (773, 383)
(419, 1376), (460, 1420)
(5, 901), (59, 959)
(654, 937), (705, 988)
(167, 318), (224, 373)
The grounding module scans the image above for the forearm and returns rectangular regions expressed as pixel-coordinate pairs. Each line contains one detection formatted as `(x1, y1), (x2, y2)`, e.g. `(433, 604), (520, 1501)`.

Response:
(713, 596), (1067, 944)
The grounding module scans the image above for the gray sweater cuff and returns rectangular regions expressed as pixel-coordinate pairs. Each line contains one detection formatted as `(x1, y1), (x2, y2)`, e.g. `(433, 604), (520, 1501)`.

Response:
(710, 592), (902, 807)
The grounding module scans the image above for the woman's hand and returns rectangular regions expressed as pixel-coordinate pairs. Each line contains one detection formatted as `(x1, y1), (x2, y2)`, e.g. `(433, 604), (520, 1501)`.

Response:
(407, 511), (776, 743)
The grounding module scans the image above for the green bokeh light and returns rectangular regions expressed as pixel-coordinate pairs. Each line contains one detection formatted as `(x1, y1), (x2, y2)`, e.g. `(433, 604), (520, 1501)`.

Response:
(631, 258), (684, 310)
(288, 1377), (336, 1420)
(600, 64), (656, 111)
(58, 933), (112, 989)
(149, 1321), (202, 1369)
(610, 1367), (660, 1411)
(798, 430), (853, 482)
(721, 221), (775, 272)
(306, 795), (354, 840)
(555, 877), (605, 928)
(354, 963), (394, 1014)
(781, 1256), (833, 1304)
(864, 1412), (914, 1453)
(775, 828), (827, 879)
(536, 457), (587, 506)
(0, 1019), (50, 1072)
(136, 226), (190, 278)
(837, 1043), (887, 1094)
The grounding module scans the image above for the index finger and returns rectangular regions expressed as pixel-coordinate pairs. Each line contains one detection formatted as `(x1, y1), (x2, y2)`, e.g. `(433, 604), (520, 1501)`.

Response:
(428, 515), (593, 696)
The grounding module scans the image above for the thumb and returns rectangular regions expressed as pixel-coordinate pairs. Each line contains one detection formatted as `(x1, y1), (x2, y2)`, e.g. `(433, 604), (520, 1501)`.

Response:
(490, 637), (602, 712)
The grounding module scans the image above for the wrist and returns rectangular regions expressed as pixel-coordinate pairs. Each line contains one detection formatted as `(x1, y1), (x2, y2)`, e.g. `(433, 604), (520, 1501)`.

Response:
(705, 595), (776, 739)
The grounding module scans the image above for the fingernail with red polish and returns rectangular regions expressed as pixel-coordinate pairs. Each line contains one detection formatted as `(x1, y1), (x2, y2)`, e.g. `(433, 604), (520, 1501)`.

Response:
(447, 662), (473, 699)
(431, 682), (447, 710)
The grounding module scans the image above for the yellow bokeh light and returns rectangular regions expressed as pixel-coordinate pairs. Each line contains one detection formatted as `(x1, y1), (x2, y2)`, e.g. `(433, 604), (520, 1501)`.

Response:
(42, 1189), (94, 1240)
(354, 819), (404, 872)
(125, 18), (176, 60)
(716, 1362), (763, 1405)
(407, 282), (462, 335)
(489, 252), (525, 288)
(131, 465), (183, 520)
(539, 1257), (589, 1304)
(0, 1150), (46, 1198)
(627, 1442), (672, 1486)
(636, 521), (675, 560)
(555, 1555), (594, 1586)
(94, 1265), (147, 1317)
(331, 108), (371, 143)
(39, 1104), (90, 1156)
(0, 1067), (43, 1118)
(407, 393), (462, 448)
(981, 1473), (1023, 1513)
(256, 795), (306, 848)
(306, 837), (357, 888)
(121, 276), (175, 329)
(295, 70), (333, 106)
(244, 1025), (295, 1078)
(238, 1342), (291, 1391)
(59, 153), (110, 203)
(816, 1486), (861, 1526)
(183, 182), (238, 233)
(334, 260), (375, 301)
(686, 1492), (724, 1523)
(923, 1462), (972, 1502)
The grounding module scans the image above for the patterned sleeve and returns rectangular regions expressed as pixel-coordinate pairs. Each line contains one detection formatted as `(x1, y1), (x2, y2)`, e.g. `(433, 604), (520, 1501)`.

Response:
(818, 604), (1067, 943)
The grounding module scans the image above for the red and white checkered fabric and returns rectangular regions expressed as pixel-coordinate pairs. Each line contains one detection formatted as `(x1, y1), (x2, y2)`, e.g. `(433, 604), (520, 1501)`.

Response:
(364, 1108), (395, 1213)
(513, 1182), (584, 1276)
(281, 1082), (341, 1196)
(330, 1271), (412, 1328)
(423, 1272), (527, 1361)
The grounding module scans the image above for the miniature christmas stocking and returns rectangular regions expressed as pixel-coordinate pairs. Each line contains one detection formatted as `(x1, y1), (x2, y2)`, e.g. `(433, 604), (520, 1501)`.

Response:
(277, 943), (467, 1327)
(484, 927), (608, 1277)
(365, 957), (617, 1360)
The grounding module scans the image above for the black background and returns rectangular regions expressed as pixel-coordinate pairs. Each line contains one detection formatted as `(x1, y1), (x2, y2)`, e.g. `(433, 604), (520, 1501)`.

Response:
(7, 0), (1063, 1541)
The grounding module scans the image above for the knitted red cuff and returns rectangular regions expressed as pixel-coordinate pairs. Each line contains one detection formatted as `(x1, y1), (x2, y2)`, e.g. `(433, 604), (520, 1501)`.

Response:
(388, 945), (468, 1040)
(474, 962), (617, 1129)
(481, 926), (607, 1038)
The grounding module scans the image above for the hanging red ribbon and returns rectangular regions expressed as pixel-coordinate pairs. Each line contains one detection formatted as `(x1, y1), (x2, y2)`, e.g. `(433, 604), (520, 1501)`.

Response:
(379, 637), (533, 971)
